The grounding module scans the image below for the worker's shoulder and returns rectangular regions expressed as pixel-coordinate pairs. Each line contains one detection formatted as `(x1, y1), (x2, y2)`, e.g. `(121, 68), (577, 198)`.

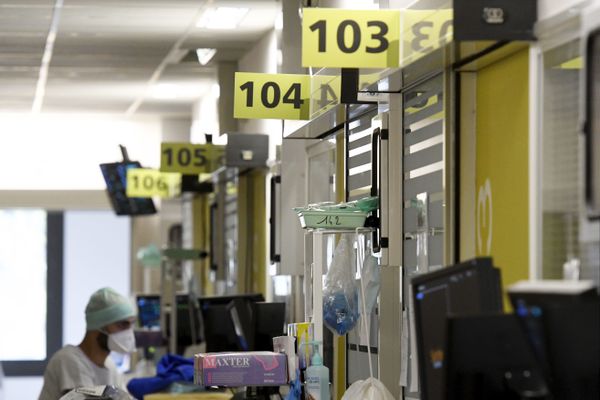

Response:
(47, 345), (85, 366)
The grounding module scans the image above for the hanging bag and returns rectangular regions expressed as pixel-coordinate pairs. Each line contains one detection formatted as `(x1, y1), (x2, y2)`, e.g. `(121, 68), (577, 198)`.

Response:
(341, 230), (394, 400)
(323, 235), (360, 336)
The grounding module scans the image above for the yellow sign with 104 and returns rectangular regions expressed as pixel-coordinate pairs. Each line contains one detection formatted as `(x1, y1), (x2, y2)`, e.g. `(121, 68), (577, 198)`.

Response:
(160, 143), (224, 174)
(302, 8), (400, 68)
(126, 168), (181, 198)
(234, 72), (311, 120)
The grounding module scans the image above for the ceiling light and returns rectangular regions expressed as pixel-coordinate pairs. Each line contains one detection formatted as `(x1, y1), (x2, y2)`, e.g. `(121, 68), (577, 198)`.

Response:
(196, 7), (249, 30)
(196, 48), (217, 65)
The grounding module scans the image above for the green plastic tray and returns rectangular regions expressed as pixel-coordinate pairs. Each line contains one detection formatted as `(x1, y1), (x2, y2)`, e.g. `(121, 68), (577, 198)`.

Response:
(296, 209), (367, 229)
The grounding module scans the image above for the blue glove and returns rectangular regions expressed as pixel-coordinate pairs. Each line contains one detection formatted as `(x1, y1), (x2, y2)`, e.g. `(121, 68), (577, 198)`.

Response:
(323, 291), (359, 336)
(284, 370), (302, 400)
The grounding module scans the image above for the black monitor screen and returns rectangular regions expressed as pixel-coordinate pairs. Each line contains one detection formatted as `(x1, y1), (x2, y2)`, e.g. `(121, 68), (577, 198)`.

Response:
(136, 295), (160, 329)
(199, 294), (263, 353)
(100, 161), (156, 216)
(411, 257), (502, 400)
(253, 302), (286, 351)
(509, 289), (600, 399)
(157, 294), (204, 355)
(227, 298), (254, 351)
(446, 314), (549, 400)
(202, 304), (239, 352)
(175, 295), (203, 352)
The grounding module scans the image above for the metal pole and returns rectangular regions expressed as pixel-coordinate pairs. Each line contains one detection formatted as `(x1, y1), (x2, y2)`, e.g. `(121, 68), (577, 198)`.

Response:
(169, 260), (177, 355)
(312, 231), (323, 356)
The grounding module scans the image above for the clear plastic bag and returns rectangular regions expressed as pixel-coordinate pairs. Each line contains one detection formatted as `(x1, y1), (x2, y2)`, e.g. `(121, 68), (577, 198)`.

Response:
(323, 235), (360, 336)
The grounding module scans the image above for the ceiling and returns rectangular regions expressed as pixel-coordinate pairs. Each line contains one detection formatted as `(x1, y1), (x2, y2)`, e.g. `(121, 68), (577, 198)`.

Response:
(0, 0), (280, 115)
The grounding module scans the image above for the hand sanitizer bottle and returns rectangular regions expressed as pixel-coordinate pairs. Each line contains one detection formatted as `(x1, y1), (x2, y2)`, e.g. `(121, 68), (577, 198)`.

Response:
(304, 341), (330, 400)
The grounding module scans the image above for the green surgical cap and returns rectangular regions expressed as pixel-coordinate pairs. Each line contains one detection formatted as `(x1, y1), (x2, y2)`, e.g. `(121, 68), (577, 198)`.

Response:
(85, 287), (136, 331)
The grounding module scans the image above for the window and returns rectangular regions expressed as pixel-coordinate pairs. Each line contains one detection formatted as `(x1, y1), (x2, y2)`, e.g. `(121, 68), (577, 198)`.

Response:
(0, 210), (62, 375)
(541, 40), (600, 286)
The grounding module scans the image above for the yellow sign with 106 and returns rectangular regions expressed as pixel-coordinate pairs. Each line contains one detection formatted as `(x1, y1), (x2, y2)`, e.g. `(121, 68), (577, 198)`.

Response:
(126, 168), (181, 198)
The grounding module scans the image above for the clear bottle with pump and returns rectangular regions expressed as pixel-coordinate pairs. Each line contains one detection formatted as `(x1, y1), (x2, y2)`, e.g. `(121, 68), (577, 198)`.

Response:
(304, 341), (330, 400)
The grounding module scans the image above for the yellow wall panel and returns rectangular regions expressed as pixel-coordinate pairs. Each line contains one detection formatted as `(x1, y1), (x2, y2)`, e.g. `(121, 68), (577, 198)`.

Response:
(475, 49), (530, 301)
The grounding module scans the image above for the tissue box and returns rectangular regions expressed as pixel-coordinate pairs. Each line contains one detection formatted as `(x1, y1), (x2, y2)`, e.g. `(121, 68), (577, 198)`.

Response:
(195, 352), (288, 387)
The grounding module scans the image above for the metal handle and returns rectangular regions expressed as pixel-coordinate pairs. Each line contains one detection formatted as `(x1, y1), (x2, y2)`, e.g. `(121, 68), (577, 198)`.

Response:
(270, 175), (281, 263)
(371, 127), (381, 252)
(209, 202), (218, 271)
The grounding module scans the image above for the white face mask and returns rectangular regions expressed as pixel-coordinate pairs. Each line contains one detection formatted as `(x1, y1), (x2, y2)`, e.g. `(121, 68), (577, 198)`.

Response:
(106, 328), (136, 354)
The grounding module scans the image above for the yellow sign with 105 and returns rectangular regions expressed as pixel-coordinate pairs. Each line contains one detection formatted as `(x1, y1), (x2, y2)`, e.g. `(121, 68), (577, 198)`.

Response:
(160, 143), (224, 174)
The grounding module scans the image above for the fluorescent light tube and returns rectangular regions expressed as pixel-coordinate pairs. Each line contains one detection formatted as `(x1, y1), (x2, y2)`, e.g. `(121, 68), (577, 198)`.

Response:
(196, 7), (249, 30)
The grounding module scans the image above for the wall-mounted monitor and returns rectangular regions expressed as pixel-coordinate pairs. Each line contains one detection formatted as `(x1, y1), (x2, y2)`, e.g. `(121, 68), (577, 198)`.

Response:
(99, 161), (156, 216)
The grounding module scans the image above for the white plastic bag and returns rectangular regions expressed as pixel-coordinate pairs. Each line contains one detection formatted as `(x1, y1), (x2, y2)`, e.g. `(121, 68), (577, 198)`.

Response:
(342, 377), (395, 400)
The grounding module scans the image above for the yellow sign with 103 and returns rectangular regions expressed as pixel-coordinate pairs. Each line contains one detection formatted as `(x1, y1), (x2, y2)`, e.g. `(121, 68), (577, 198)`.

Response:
(302, 8), (401, 68)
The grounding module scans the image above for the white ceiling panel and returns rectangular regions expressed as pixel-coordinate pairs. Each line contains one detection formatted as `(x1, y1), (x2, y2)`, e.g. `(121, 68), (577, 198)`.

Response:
(0, 0), (280, 115)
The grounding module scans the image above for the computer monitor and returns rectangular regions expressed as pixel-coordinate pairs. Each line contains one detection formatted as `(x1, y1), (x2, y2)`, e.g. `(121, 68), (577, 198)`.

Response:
(136, 295), (161, 329)
(199, 295), (282, 353)
(202, 304), (240, 352)
(446, 314), (550, 400)
(539, 301), (599, 400)
(148, 294), (203, 355)
(411, 257), (503, 400)
(99, 161), (156, 216)
(509, 281), (600, 399)
(252, 302), (286, 351)
(173, 294), (204, 353)
(227, 298), (255, 351)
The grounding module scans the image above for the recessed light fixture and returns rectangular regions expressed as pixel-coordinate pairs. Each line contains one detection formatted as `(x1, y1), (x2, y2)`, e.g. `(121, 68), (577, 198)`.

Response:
(196, 7), (249, 30)
(196, 48), (217, 65)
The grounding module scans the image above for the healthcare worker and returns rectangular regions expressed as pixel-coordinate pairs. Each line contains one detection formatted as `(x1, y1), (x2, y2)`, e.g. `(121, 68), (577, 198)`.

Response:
(39, 287), (137, 400)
